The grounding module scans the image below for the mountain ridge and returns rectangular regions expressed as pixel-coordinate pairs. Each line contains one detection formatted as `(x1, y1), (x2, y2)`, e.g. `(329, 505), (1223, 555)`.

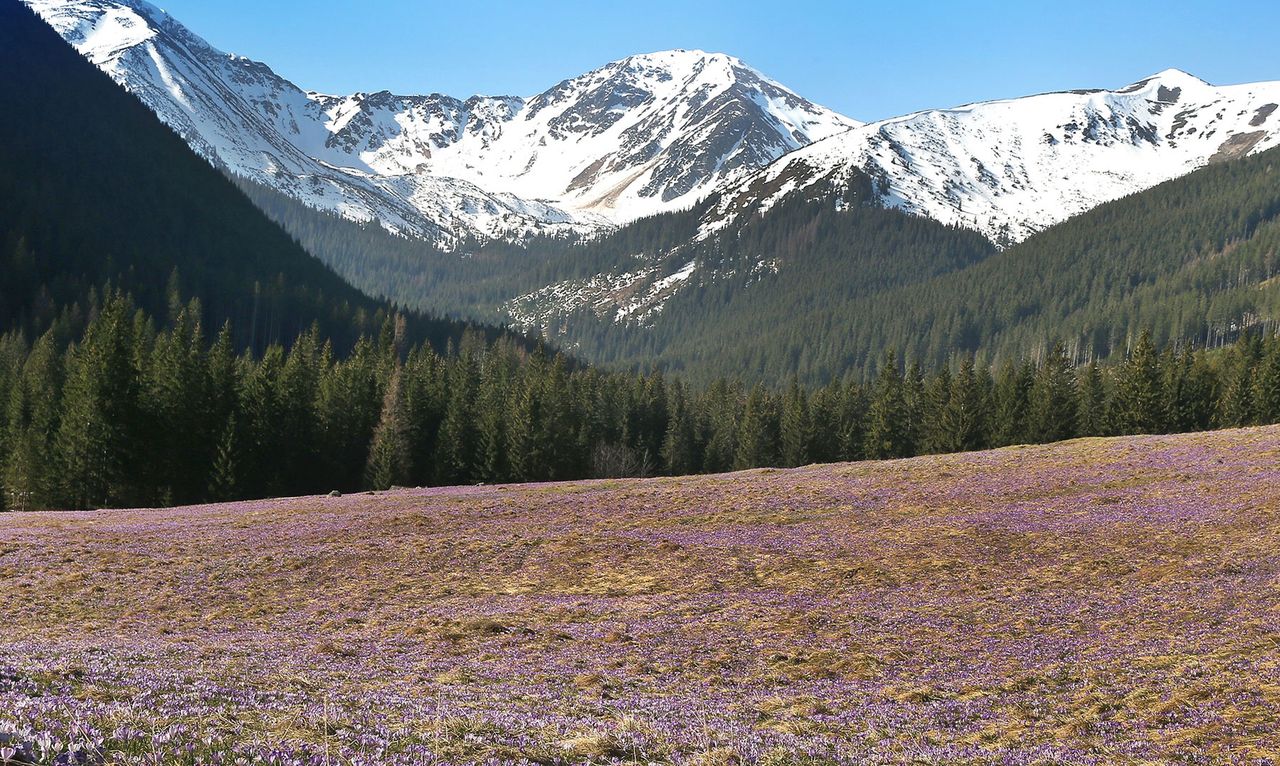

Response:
(26, 0), (858, 245)
(703, 68), (1280, 245)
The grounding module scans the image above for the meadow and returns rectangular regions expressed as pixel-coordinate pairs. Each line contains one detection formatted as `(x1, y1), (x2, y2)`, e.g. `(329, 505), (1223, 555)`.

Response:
(3, 427), (1280, 765)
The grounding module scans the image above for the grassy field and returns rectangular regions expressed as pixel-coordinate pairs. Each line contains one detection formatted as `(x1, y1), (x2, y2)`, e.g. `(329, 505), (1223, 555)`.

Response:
(3, 428), (1280, 764)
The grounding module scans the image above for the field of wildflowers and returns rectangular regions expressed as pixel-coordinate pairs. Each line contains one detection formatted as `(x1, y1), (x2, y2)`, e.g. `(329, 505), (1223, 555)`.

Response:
(3, 427), (1280, 765)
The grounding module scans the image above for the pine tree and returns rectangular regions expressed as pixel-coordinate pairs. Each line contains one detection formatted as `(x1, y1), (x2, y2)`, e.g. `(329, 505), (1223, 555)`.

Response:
(435, 335), (482, 484)
(365, 366), (413, 490)
(865, 351), (910, 459)
(778, 378), (811, 467)
(475, 343), (515, 483)
(1111, 330), (1164, 434)
(1076, 360), (1107, 437)
(735, 384), (777, 470)
(992, 360), (1034, 446)
(207, 414), (241, 501)
(661, 384), (698, 476)
(1219, 333), (1261, 428)
(941, 356), (987, 453)
(921, 365), (952, 454)
(54, 292), (143, 509)
(1255, 335), (1280, 424)
(3, 331), (61, 510)
(1029, 342), (1077, 443)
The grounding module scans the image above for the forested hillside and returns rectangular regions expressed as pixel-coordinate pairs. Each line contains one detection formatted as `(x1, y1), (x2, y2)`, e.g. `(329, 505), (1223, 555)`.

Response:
(842, 146), (1280, 368)
(243, 128), (1280, 386)
(0, 0), (483, 354)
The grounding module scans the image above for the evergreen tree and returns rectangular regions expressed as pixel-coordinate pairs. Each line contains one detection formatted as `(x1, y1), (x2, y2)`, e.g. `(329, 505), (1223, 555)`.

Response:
(3, 331), (61, 510)
(239, 345), (285, 498)
(143, 301), (210, 504)
(779, 378), (812, 467)
(1255, 335), (1280, 424)
(661, 384), (698, 476)
(836, 382), (868, 462)
(475, 342), (516, 483)
(54, 293), (143, 509)
(1076, 360), (1108, 437)
(365, 366), (413, 490)
(992, 360), (1035, 446)
(940, 356), (987, 453)
(0, 332), (26, 508)
(1029, 342), (1077, 443)
(1219, 333), (1261, 428)
(735, 385), (777, 470)
(902, 361), (926, 456)
(1111, 330), (1164, 434)
(865, 351), (911, 459)
(402, 347), (446, 483)
(435, 334), (483, 484)
(700, 380), (739, 473)
(207, 414), (241, 502)
(921, 365), (952, 454)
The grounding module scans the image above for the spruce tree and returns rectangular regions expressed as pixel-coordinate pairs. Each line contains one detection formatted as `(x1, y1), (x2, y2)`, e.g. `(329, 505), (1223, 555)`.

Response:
(1219, 333), (1261, 428)
(143, 302), (209, 504)
(661, 384), (698, 476)
(402, 347), (447, 484)
(992, 360), (1034, 446)
(474, 344), (514, 483)
(902, 361), (926, 456)
(365, 366), (413, 490)
(54, 293), (143, 509)
(3, 331), (61, 510)
(207, 414), (241, 502)
(700, 380), (739, 473)
(921, 365), (952, 454)
(735, 384), (777, 470)
(1029, 342), (1077, 443)
(865, 351), (910, 459)
(1255, 336), (1280, 424)
(0, 332), (25, 508)
(837, 381), (868, 462)
(778, 378), (812, 467)
(1076, 360), (1107, 437)
(435, 334), (482, 484)
(941, 356), (987, 453)
(1111, 330), (1164, 434)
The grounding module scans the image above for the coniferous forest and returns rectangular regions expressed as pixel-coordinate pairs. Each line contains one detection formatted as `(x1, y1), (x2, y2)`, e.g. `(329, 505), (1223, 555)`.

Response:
(4, 288), (1278, 511)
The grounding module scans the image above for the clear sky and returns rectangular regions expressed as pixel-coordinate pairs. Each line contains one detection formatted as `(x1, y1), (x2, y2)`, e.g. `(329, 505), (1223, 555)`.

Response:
(151, 0), (1280, 121)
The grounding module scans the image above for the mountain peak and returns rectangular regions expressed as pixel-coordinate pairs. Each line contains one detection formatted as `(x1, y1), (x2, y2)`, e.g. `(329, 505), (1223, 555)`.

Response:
(26, 0), (859, 242)
(1121, 68), (1211, 94)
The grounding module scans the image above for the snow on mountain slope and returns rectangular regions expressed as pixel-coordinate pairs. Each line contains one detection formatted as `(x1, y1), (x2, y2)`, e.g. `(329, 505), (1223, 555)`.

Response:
(704, 69), (1280, 245)
(26, 0), (859, 245)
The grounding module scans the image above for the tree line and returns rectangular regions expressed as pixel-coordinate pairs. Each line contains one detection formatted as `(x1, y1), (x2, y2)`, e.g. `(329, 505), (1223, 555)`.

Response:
(3, 290), (1279, 511)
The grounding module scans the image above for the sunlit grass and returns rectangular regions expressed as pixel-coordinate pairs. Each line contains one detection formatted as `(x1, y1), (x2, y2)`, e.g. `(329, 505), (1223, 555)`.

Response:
(3, 427), (1280, 763)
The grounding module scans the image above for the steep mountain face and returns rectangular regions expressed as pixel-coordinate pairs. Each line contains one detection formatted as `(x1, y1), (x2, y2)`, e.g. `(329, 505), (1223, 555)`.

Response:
(703, 70), (1280, 245)
(0, 0), (489, 354)
(26, 0), (858, 245)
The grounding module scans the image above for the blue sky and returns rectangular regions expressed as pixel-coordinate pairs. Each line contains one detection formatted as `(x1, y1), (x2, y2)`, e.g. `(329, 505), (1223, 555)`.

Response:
(154, 0), (1280, 120)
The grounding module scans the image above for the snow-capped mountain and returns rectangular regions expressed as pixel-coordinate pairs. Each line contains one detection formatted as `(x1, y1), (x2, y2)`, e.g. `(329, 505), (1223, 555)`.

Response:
(26, 0), (859, 245)
(703, 69), (1280, 245)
